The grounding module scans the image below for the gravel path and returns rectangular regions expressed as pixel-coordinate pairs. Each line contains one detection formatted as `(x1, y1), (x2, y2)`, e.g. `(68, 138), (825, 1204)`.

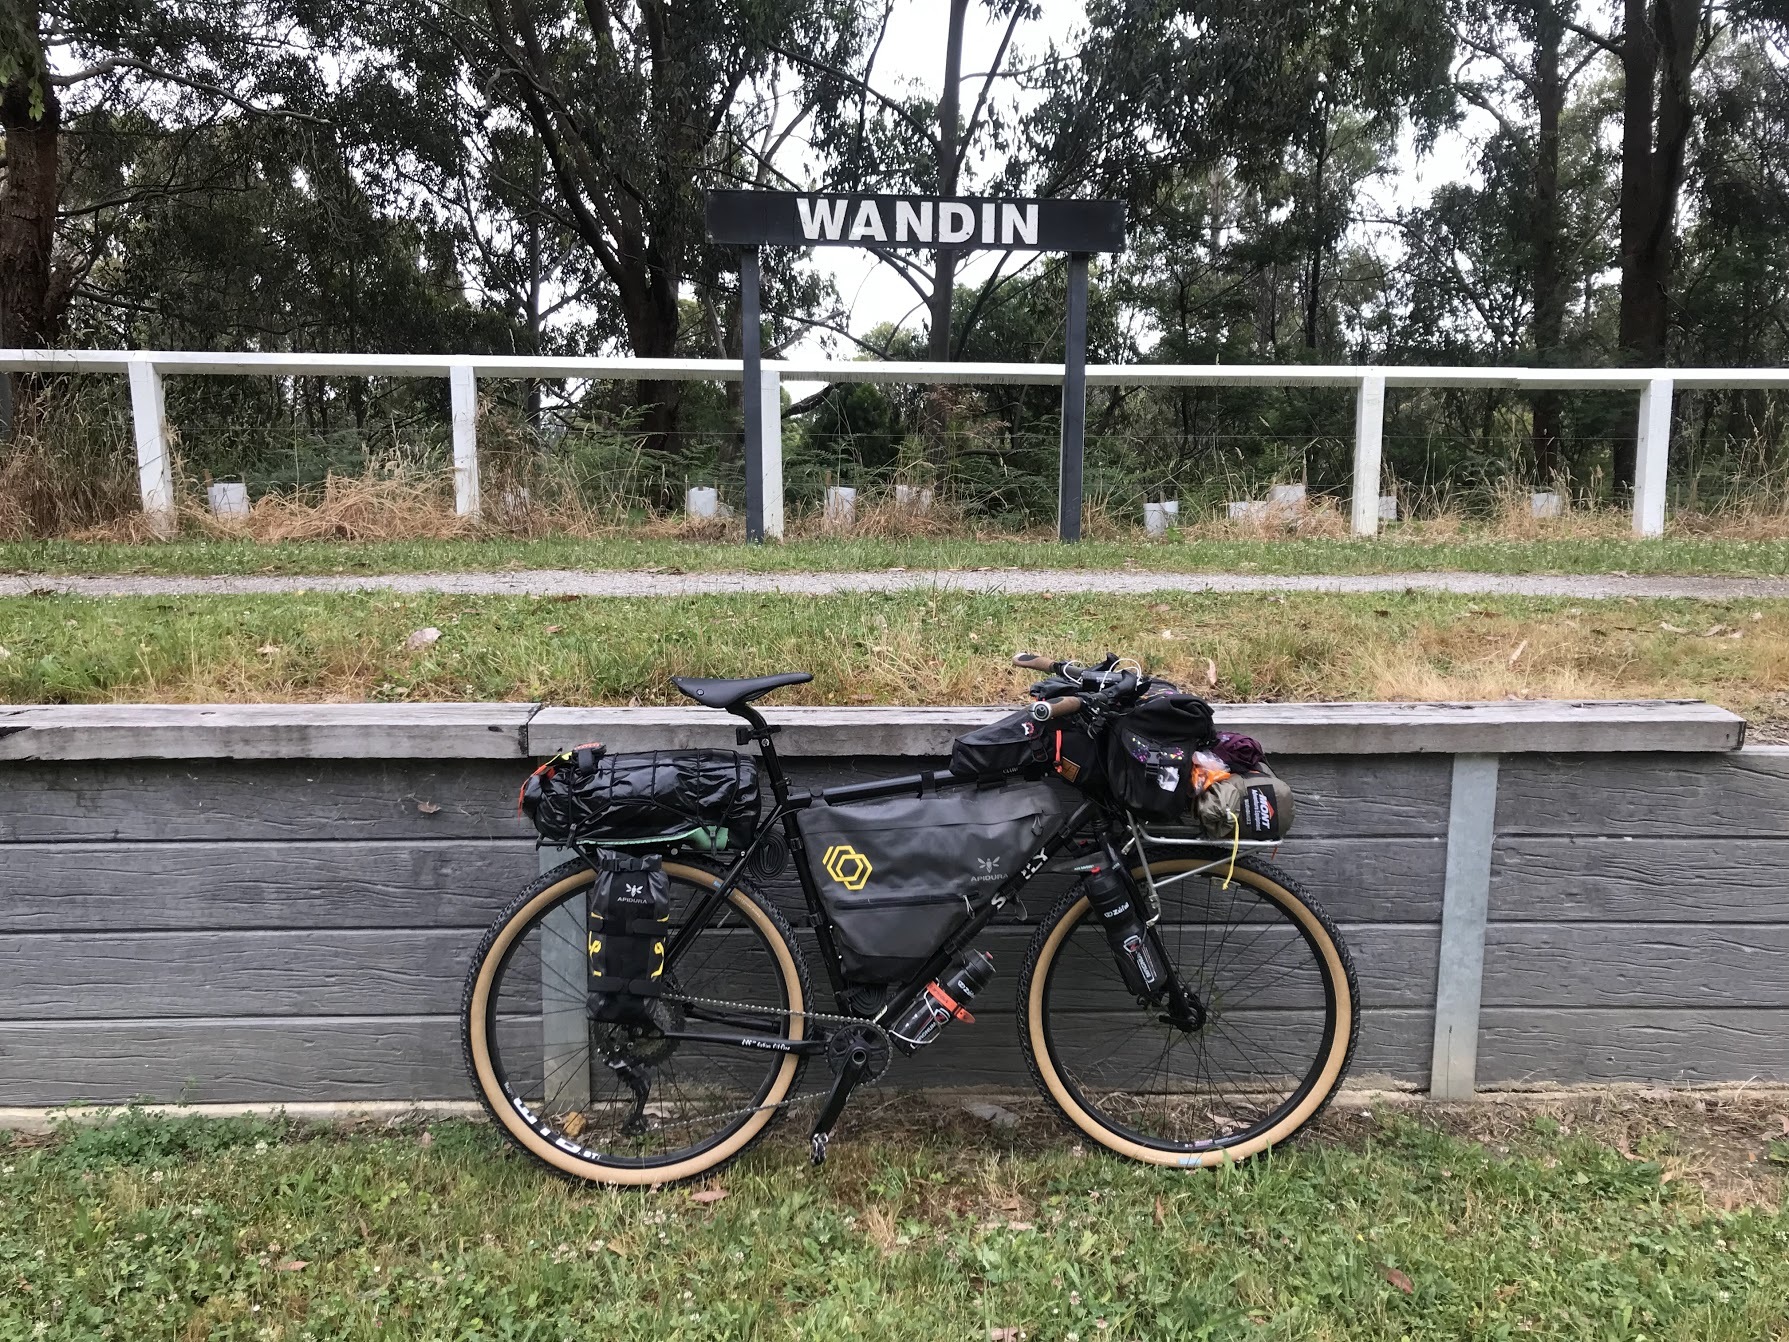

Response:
(6, 568), (1789, 600)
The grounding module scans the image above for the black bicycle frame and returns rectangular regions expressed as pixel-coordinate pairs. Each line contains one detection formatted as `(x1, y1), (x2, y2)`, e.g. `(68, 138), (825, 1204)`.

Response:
(661, 701), (1103, 1026)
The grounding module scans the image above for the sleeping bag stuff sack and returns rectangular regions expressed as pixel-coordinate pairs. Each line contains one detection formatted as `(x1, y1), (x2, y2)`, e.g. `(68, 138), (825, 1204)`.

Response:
(797, 780), (1075, 983)
(520, 745), (760, 848)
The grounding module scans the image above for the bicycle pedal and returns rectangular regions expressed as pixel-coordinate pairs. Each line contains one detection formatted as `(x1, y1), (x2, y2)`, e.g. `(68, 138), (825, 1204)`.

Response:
(810, 1130), (830, 1166)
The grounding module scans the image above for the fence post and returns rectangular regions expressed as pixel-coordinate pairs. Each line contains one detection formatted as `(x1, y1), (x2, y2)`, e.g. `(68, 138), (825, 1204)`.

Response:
(127, 354), (175, 536)
(449, 359), (481, 519)
(1430, 752), (1500, 1100)
(1350, 373), (1386, 538)
(1633, 376), (1672, 538)
(759, 363), (784, 540)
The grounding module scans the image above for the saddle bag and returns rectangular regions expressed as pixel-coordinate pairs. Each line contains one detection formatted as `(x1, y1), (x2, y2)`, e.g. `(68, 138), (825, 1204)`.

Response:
(1103, 692), (1217, 818)
(587, 851), (671, 1022)
(520, 745), (760, 848)
(798, 780), (1073, 983)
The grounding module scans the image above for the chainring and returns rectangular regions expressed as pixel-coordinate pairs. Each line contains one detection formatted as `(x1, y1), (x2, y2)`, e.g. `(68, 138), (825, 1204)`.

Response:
(825, 1021), (893, 1083)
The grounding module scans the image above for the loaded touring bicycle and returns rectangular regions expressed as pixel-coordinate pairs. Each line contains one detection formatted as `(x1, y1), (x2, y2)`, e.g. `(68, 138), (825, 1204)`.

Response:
(462, 654), (1359, 1185)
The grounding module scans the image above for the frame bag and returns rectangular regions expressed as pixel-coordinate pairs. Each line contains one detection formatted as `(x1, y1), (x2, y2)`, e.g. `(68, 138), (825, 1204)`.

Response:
(586, 851), (671, 1022)
(1103, 693), (1217, 818)
(520, 746), (760, 847)
(799, 780), (1074, 983)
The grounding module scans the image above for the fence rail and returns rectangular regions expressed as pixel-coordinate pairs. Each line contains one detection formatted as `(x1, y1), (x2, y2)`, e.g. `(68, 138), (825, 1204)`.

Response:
(8, 348), (1789, 538)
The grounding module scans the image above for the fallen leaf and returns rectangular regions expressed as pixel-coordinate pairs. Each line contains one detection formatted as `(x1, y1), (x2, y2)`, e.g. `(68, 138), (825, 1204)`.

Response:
(1729, 630), (1745, 639)
(274, 1260), (310, 1273)
(418, 1131), (434, 1147)
(1658, 622), (1688, 634)
(1752, 611), (1765, 622)
(605, 1241), (628, 1257)
(690, 1188), (728, 1204)
(1381, 1266), (1414, 1295)
(1204, 657), (1218, 688)
(257, 644), (280, 657)
(1507, 639), (1528, 667)
(544, 624), (563, 635)
(990, 1329), (1021, 1341)
(558, 1111), (585, 1139)
(417, 801), (441, 815)
(404, 627), (442, 650)
(1158, 628), (1178, 640)
(0, 646), (10, 659)
(1705, 624), (1727, 638)
(1005, 1220), (1035, 1232)
(1154, 1195), (1166, 1227)
(1151, 603), (1171, 614)
(1775, 1113), (1789, 1136)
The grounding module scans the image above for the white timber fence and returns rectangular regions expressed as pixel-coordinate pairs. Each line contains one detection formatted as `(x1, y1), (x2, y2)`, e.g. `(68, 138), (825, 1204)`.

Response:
(3, 348), (1780, 539)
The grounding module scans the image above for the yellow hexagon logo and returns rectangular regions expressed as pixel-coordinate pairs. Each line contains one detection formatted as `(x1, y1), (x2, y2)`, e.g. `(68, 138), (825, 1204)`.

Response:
(822, 843), (873, 891)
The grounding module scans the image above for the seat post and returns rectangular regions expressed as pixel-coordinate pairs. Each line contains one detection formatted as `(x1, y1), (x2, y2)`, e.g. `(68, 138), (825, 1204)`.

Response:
(731, 704), (793, 805)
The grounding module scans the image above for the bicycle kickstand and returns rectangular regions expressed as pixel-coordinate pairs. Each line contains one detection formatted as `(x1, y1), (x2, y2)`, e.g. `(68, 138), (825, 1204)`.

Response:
(808, 1045), (870, 1165)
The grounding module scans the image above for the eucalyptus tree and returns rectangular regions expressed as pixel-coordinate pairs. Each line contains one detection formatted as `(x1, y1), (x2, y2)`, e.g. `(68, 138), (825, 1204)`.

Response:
(321, 0), (875, 453)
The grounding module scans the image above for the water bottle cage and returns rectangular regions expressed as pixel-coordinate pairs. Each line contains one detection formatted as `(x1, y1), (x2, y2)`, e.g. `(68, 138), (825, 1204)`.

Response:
(925, 981), (975, 1024)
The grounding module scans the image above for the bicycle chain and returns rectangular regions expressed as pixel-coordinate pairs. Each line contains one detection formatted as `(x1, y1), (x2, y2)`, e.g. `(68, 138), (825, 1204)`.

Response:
(603, 991), (890, 1132)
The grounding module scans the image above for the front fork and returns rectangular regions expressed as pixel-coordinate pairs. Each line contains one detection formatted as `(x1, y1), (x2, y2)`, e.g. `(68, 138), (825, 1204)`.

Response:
(1112, 835), (1206, 1032)
(1146, 923), (1206, 1032)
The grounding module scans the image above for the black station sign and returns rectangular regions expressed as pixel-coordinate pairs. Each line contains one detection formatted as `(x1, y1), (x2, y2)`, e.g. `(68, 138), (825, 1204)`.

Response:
(706, 191), (1125, 253)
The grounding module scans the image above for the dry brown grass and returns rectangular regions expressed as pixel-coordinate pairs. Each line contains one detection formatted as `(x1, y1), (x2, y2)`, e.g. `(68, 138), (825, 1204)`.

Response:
(21, 451), (1789, 545)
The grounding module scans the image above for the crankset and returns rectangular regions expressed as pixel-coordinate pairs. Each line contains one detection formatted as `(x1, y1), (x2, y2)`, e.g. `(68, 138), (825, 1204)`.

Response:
(810, 1021), (893, 1165)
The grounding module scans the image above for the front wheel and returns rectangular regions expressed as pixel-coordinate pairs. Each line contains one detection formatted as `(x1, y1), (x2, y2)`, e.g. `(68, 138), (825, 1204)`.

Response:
(462, 857), (812, 1186)
(1018, 851), (1357, 1167)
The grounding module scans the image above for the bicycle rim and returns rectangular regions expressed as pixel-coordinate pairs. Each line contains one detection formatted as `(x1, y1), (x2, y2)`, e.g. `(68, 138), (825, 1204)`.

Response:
(1025, 855), (1355, 1166)
(465, 861), (806, 1184)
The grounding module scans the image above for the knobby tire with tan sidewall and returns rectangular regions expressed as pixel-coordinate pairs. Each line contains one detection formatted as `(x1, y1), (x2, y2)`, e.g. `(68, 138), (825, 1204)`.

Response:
(1018, 851), (1358, 1167)
(462, 857), (810, 1186)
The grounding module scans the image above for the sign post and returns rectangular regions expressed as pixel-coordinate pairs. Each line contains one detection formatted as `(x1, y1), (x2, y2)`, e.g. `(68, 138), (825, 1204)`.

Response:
(706, 191), (1124, 542)
(1059, 253), (1090, 542)
(738, 247), (766, 541)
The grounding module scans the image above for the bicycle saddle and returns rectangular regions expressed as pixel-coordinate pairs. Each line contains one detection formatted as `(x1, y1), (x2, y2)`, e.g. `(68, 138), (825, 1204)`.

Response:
(671, 671), (813, 710)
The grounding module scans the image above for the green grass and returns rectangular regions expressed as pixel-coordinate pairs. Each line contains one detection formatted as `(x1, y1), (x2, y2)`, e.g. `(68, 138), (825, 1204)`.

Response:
(8, 533), (1789, 577)
(3, 590), (1787, 726)
(1, 1105), (1784, 1340)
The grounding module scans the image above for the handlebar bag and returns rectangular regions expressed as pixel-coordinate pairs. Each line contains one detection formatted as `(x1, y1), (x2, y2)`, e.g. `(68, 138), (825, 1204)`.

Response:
(949, 709), (1052, 779)
(799, 780), (1074, 983)
(1102, 693), (1217, 818)
(520, 746), (760, 847)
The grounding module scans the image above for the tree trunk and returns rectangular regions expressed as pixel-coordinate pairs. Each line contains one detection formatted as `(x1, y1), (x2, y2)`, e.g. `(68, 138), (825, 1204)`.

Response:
(0, 51), (60, 432)
(1529, 0), (1567, 483)
(1614, 0), (1701, 488)
(1302, 101), (1331, 352)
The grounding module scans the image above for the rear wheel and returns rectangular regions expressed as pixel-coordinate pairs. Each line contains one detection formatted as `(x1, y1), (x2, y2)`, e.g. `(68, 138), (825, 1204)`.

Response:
(1018, 852), (1357, 1166)
(462, 857), (811, 1186)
